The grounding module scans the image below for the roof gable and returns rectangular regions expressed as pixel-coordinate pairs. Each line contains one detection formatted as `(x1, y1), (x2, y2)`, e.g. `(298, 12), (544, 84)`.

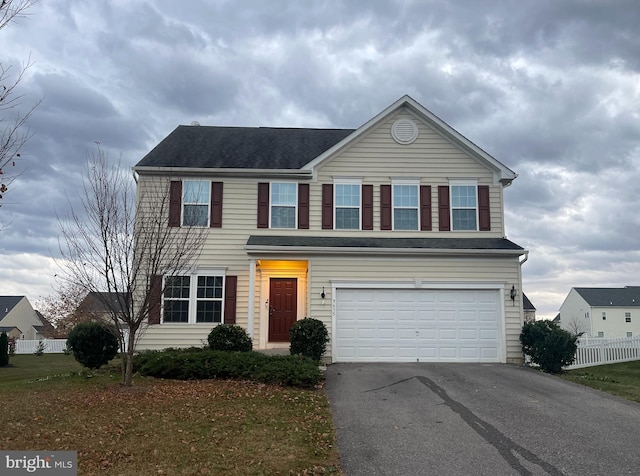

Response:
(0, 296), (25, 321)
(574, 286), (640, 307)
(303, 95), (517, 185)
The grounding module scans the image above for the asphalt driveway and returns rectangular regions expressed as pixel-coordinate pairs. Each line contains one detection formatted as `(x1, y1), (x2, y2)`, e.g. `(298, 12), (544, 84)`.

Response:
(324, 363), (640, 475)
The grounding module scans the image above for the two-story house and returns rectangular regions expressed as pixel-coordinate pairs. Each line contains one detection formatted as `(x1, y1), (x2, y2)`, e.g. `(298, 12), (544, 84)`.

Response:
(559, 286), (640, 338)
(0, 296), (47, 340)
(133, 95), (528, 363)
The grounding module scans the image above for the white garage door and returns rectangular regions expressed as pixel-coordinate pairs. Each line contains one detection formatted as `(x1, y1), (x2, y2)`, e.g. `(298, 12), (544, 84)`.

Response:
(335, 288), (501, 362)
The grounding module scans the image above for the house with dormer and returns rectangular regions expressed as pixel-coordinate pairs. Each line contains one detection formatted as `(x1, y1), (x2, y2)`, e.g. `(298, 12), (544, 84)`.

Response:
(133, 95), (528, 363)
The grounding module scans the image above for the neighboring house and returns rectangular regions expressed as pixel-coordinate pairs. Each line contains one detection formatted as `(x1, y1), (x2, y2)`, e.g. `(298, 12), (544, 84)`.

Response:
(0, 296), (45, 340)
(34, 310), (56, 338)
(523, 293), (536, 323)
(559, 286), (640, 338)
(133, 95), (528, 363)
(72, 291), (129, 331)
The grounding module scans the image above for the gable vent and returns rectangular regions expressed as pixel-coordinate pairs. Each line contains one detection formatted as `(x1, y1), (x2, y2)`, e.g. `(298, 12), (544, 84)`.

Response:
(391, 118), (418, 144)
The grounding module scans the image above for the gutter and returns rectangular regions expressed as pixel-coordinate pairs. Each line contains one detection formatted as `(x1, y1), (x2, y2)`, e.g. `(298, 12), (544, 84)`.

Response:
(132, 166), (313, 180)
(245, 245), (528, 257)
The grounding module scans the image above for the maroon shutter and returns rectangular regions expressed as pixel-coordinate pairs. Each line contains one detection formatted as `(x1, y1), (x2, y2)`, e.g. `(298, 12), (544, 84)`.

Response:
(224, 276), (237, 324)
(148, 275), (162, 324)
(380, 184), (392, 230)
(210, 182), (223, 228)
(298, 183), (309, 229)
(362, 184), (373, 230)
(322, 184), (333, 229)
(257, 183), (269, 228)
(420, 185), (432, 231)
(438, 186), (450, 231)
(478, 185), (491, 231)
(168, 181), (182, 227)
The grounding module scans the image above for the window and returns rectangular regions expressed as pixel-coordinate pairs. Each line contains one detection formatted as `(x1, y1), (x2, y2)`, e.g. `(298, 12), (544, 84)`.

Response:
(393, 183), (419, 230)
(183, 180), (209, 226)
(451, 183), (477, 231)
(163, 273), (224, 323)
(163, 276), (190, 323)
(602, 312), (607, 320)
(597, 331), (604, 337)
(626, 312), (631, 323)
(335, 182), (360, 229)
(270, 183), (297, 228)
(627, 332), (633, 338)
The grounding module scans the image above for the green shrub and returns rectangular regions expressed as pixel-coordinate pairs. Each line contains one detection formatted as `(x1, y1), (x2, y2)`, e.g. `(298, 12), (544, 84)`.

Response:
(207, 324), (252, 352)
(0, 332), (8, 367)
(520, 320), (578, 373)
(134, 348), (322, 388)
(289, 318), (329, 361)
(67, 322), (119, 370)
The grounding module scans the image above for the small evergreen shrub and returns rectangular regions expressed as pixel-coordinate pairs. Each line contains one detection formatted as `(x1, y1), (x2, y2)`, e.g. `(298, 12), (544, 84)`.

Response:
(520, 320), (578, 373)
(134, 348), (322, 388)
(34, 340), (46, 356)
(207, 324), (253, 352)
(67, 322), (119, 370)
(0, 332), (8, 367)
(289, 318), (329, 361)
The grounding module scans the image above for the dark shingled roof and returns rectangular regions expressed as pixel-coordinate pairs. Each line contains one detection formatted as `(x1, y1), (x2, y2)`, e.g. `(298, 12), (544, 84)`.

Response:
(523, 293), (536, 311)
(246, 236), (524, 251)
(575, 286), (640, 307)
(136, 126), (356, 169)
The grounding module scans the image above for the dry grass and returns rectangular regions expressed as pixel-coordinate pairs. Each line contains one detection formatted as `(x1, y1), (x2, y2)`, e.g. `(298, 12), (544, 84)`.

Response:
(0, 355), (341, 475)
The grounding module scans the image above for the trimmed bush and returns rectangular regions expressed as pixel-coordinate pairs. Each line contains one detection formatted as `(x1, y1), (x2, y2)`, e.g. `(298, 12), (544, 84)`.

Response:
(0, 332), (8, 367)
(520, 320), (578, 373)
(289, 318), (329, 361)
(207, 324), (252, 352)
(134, 348), (322, 388)
(67, 322), (119, 370)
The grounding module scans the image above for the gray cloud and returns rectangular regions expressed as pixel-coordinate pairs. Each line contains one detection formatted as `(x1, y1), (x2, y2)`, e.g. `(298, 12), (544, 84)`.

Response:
(0, 0), (638, 320)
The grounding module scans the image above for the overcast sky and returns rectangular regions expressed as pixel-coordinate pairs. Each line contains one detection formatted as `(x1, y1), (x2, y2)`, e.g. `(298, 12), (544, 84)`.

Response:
(1, 0), (639, 319)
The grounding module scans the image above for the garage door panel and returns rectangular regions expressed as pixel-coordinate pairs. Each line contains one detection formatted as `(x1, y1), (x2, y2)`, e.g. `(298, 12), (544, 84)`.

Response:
(336, 288), (501, 363)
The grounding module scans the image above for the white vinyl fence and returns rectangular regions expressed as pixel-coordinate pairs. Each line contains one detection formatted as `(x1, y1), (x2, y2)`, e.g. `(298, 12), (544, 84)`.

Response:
(15, 339), (68, 354)
(565, 335), (640, 370)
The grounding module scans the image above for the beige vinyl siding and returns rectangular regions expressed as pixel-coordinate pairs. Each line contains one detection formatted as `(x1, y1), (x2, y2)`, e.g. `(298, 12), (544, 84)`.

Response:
(307, 255), (523, 363)
(311, 110), (505, 236)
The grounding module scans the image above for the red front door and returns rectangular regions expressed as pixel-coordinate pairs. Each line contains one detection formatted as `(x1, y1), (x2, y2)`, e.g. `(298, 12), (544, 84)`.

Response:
(269, 278), (298, 342)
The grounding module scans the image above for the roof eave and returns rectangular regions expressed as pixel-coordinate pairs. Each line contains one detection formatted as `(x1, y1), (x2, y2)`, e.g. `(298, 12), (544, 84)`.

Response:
(245, 245), (526, 257)
(133, 166), (313, 180)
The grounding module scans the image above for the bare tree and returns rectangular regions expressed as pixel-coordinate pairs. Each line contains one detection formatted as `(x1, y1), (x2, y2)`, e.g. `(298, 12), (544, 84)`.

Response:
(1, 0), (39, 206)
(564, 315), (588, 338)
(36, 282), (91, 337)
(58, 148), (206, 386)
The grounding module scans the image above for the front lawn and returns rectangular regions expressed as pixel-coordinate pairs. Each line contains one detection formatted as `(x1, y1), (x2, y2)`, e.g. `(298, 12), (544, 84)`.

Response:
(560, 360), (640, 403)
(0, 354), (340, 475)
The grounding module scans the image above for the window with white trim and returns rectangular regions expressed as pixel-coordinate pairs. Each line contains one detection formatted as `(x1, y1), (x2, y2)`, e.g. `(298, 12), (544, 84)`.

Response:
(451, 182), (477, 231)
(602, 312), (607, 320)
(163, 272), (225, 323)
(627, 332), (633, 337)
(183, 180), (209, 227)
(625, 312), (631, 323)
(335, 181), (361, 230)
(270, 182), (297, 228)
(392, 182), (419, 230)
